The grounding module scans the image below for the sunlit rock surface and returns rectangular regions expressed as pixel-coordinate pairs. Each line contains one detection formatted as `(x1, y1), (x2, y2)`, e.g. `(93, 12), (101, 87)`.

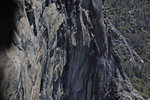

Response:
(0, 0), (144, 100)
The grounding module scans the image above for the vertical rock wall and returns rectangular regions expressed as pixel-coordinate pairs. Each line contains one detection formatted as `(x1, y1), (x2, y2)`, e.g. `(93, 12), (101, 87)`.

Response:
(0, 0), (144, 100)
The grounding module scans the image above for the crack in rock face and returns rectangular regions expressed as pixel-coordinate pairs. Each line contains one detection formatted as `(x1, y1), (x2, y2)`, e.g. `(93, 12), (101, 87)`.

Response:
(0, 0), (144, 100)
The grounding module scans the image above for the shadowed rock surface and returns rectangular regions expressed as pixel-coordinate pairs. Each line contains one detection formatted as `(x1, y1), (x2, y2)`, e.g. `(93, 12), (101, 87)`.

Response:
(0, 0), (17, 49)
(0, 0), (144, 100)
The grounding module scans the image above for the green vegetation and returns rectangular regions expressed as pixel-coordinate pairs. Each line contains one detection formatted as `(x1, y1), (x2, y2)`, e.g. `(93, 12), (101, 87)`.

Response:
(121, 60), (150, 98)
(105, 0), (150, 99)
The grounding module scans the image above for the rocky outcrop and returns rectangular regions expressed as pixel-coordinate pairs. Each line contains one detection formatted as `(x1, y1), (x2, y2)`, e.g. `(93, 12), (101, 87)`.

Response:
(0, 0), (144, 100)
(104, 17), (144, 66)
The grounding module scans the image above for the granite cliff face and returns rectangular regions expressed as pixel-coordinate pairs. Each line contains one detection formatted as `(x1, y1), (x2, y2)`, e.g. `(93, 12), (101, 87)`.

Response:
(0, 0), (144, 100)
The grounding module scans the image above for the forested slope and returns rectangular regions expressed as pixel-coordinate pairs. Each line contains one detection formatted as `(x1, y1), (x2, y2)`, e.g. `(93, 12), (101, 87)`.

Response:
(105, 0), (150, 99)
